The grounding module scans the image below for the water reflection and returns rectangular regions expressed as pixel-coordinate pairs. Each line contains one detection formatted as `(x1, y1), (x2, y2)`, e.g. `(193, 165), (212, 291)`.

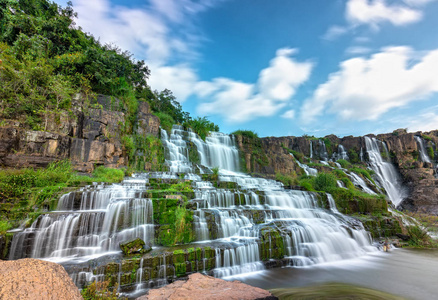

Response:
(229, 249), (438, 300)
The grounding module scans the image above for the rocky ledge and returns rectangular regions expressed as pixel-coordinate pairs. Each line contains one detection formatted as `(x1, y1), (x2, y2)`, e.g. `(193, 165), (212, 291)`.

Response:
(0, 258), (82, 300)
(139, 273), (277, 300)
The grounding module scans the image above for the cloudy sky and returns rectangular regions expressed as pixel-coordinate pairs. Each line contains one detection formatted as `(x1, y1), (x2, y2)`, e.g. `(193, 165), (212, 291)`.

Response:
(55, 0), (438, 137)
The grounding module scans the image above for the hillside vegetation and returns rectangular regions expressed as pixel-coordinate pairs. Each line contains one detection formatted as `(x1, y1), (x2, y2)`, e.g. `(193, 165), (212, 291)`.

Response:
(0, 0), (217, 137)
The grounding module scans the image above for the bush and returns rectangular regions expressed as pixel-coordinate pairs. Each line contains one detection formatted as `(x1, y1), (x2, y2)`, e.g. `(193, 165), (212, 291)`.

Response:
(276, 172), (297, 187)
(154, 112), (175, 133)
(406, 225), (432, 247)
(314, 173), (337, 192)
(232, 130), (259, 139)
(184, 116), (219, 140)
(337, 159), (351, 169)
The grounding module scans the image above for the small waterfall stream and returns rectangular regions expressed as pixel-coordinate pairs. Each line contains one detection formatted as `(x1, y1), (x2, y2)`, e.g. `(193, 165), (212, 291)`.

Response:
(364, 136), (407, 206)
(414, 136), (432, 163)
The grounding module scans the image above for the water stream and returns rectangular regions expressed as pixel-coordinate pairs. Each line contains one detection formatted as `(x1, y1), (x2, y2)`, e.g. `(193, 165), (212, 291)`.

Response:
(364, 136), (407, 206)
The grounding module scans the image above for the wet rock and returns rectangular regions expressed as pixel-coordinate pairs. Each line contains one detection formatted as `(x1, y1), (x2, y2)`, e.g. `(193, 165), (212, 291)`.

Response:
(120, 238), (151, 255)
(396, 233), (410, 241)
(0, 258), (82, 300)
(139, 273), (277, 300)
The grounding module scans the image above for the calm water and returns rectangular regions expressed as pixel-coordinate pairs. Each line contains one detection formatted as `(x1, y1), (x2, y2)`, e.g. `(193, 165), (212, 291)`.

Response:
(226, 249), (438, 300)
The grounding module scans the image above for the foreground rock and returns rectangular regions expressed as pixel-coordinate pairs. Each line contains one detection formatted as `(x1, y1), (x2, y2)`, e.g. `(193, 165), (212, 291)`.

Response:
(139, 273), (277, 300)
(0, 258), (82, 300)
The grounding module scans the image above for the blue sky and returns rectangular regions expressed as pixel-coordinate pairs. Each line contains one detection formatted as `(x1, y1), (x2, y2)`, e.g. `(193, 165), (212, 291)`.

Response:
(55, 0), (438, 137)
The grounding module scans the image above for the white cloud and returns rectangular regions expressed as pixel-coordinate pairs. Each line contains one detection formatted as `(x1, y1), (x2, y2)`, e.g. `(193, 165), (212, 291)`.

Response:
(68, 0), (224, 102)
(281, 110), (296, 119)
(322, 25), (348, 40)
(301, 46), (438, 124)
(197, 79), (286, 123)
(148, 64), (198, 101)
(259, 48), (313, 101)
(346, 0), (422, 28)
(407, 111), (438, 132)
(197, 49), (313, 123)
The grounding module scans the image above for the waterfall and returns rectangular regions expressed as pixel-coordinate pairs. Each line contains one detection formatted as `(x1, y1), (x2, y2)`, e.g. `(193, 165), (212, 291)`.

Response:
(8, 124), (376, 290)
(414, 136), (431, 163)
(364, 136), (407, 206)
(310, 141), (313, 158)
(161, 125), (240, 172)
(9, 178), (154, 261)
(290, 154), (317, 176)
(318, 140), (329, 161)
(332, 145), (349, 161)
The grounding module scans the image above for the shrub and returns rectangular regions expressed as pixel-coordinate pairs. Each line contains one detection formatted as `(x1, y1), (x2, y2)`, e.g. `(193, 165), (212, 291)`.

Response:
(314, 173), (337, 192)
(406, 225), (432, 247)
(153, 112), (175, 133)
(336, 159), (351, 169)
(232, 130), (259, 139)
(276, 172), (297, 187)
(184, 116), (219, 140)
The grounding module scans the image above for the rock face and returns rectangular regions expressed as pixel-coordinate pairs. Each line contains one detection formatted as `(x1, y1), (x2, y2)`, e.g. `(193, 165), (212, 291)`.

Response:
(0, 258), (82, 300)
(236, 129), (438, 215)
(0, 95), (160, 173)
(139, 273), (277, 300)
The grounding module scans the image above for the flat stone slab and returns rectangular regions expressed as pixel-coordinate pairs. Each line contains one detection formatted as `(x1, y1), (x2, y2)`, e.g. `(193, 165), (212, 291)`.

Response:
(139, 273), (277, 300)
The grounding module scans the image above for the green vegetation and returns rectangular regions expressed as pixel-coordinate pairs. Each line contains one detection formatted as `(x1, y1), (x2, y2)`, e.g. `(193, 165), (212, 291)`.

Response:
(427, 146), (435, 160)
(184, 116), (219, 140)
(0, 160), (125, 230)
(422, 134), (432, 141)
(314, 173), (338, 191)
(92, 166), (125, 183)
(275, 172), (298, 187)
(405, 225), (436, 247)
(347, 148), (360, 164)
(0, 0), (218, 146)
(336, 159), (352, 169)
(232, 130), (259, 139)
(322, 138), (333, 155)
(81, 281), (123, 300)
(124, 134), (166, 172)
(295, 169), (387, 215)
(233, 130), (269, 171)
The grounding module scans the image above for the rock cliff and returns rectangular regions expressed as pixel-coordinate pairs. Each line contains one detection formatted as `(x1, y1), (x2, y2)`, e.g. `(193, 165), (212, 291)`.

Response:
(235, 129), (438, 215)
(0, 94), (160, 173)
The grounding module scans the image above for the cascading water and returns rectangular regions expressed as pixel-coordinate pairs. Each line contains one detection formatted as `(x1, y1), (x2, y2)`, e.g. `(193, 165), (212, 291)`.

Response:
(414, 136), (432, 163)
(364, 136), (407, 206)
(161, 125), (240, 173)
(9, 178), (154, 261)
(8, 124), (377, 294)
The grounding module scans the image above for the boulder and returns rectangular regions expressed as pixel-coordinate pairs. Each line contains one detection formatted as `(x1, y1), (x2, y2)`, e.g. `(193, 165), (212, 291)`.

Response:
(139, 273), (277, 300)
(120, 238), (151, 255)
(0, 258), (82, 300)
